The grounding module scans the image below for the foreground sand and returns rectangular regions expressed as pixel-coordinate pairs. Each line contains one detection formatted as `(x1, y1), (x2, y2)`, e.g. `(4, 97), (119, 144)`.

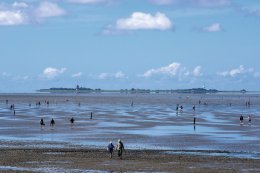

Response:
(0, 148), (260, 173)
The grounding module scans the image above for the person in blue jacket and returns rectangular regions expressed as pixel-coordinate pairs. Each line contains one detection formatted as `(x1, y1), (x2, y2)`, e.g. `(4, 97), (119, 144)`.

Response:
(107, 141), (115, 158)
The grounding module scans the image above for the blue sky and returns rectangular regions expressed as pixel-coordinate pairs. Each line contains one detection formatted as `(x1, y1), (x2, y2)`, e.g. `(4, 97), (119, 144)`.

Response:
(0, 0), (260, 92)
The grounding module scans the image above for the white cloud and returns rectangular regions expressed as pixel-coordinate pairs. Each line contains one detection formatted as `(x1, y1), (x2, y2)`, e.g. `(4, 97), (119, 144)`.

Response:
(218, 65), (258, 77)
(0, 10), (27, 25)
(72, 72), (82, 78)
(12, 75), (30, 80)
(35, 1), (65, 18)
(101, 25), (128, 35)
(0, 1), (65, 26)
(1, 72), (31, 81)
(1, 72), (12, 77)
(12, 2), (29, 8)
(97, 71), (126, 79)
(115, 71), (125, 78)
(42, 67), (67, 79)
(98, 73), (109, 79)
(142, 62), (202, 79)
(68, 0), (109, 4)
(192, 66), (202, 77)
(143, 62), (181, 78)
(116, 12), (172, 30)
(202, 23), (222, 32)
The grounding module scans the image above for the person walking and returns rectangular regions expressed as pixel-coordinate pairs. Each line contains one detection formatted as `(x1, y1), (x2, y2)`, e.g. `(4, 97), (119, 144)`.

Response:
(192, 105), (196, 112)
(70, 117), (75, 127)
(40, 118), (45, 129)
(240, 115), (244, 124)
(50, 118), (55, 127)
(248, 115), (252, 125)
(116, 139), (125, 159)
(107, 141), (115, 158)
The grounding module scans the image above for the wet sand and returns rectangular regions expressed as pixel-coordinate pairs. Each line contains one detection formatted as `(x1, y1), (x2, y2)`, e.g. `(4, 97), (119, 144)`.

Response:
(0, 147), (260, 173)
(0, 93), (260, 172)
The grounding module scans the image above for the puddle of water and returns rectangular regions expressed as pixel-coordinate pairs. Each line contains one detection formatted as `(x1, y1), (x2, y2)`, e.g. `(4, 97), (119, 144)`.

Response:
(165, 150), (260, 159)
(44, 152), (65, 155)
(200, 112), (230, 123)
(0, 166), (109, 173)
(97, 122), (137, 128)
(118, 125), (259, 141)
(0, 166), (170, 173)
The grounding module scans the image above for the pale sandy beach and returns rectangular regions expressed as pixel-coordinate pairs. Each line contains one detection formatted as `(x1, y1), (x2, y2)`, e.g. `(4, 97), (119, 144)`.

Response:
(0, 93), (260, 172)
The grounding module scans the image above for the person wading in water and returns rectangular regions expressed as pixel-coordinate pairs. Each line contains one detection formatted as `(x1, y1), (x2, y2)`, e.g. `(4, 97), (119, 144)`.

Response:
(70, 117), (75, 127)
(40, 118), (45, 129)
(50, 118), (55, 128)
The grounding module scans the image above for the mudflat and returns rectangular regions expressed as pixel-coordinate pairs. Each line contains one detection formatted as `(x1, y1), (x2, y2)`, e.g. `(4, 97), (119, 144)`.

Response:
(0, 147), (260, 173)
(0, 93), (260, 172)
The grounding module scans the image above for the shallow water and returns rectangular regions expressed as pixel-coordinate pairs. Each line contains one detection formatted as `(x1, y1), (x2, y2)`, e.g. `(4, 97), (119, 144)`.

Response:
(0, 93), (260, 158)
(0, 166), (110, 173)
(165, 150), (260, 160)
(0, 165), (171, 173)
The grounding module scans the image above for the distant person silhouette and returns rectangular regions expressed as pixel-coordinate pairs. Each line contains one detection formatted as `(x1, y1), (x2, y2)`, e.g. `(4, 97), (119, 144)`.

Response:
(40, 118), (45, 128)
(248, 115), (252, 124)
(50, 118), (55, 127)
(240, 115), (244, 124)
(180, 105), (183, 112)
(90, 112), (93, 119)
(70, 117), (75, 126)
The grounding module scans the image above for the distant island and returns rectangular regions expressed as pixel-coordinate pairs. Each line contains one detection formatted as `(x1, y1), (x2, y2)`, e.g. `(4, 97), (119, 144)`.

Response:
(37, 86), (247, 94)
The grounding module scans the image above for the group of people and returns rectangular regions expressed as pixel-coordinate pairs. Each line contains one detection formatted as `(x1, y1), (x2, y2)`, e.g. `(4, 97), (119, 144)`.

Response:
(40, 117), (126, 159)
(40, 117), (77, 128)
(40, 118), (55, 128)
(176, 104), (184, 112)
(176, 104), (197, 113)
(107, 139), (125, 159)
(40, 113), (94, 129)
(240, 115), (252, 124)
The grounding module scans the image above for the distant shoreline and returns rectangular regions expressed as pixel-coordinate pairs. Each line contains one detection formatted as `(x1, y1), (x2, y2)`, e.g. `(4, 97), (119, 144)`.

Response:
(37, 87), (248, 94)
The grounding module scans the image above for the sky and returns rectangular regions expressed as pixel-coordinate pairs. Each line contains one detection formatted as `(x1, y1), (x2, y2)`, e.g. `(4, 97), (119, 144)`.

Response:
(0, 0), (260, 92)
